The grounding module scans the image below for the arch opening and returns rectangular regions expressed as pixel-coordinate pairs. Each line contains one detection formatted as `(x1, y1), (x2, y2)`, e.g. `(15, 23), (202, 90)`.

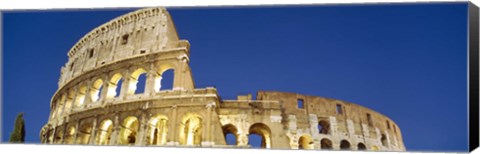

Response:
(147, 115), (168, 146)
(298, 135), (314, 149)
(381, 134), (388, 147)
(119, 116), (139, 145)
(96, 119), (113, 145)
(76, 123), (93, 144)
(222, 124), (238, 145)
(128, 68), (147, 95)
(248, 123), (271, 148)
(179, 114), (202, 146)
(318, 120), (330, 134)
(55, 96), (65, 118)
(54, 129), (63, 144)
(64, 90), (75, 113)
(157, 69), (174, 91)
(135, 73), (147, 94)
(357, 143), (367, 150)
(74, 85), (87, 108)
(320, 138), (332, 150)
(106, 73), (123, 99)
(64, 126), (75, 144)
(90, 79), (104, 102)
(340, 140), (351, 150)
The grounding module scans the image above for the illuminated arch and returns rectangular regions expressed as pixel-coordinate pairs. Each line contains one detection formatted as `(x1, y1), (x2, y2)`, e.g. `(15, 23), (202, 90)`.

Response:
(147, 114), (168, 145)
(76, 123), (93, 144)
(54, 128), (64, 144)
(248, 123), (272, 148)
(106, 73), (123, 99)
(90, 79), (104, 102)
(298, 134), (314, 149)
(155, 63), (175, 92)
(64, 90), (75, 113)
(64, 126), (75, 144)
(74, 85), (87, 108)
(119, 116), (139, 145)
(95, 119), (113, 145)
(55, 96), (66, 118)
(128, 68), (147, 95)
(179, 113), (202, 146)
(222, 124), (239, 145)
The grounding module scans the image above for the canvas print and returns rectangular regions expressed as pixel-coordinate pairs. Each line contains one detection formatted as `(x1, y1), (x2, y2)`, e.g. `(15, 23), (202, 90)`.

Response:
(1, 2), (475, 152)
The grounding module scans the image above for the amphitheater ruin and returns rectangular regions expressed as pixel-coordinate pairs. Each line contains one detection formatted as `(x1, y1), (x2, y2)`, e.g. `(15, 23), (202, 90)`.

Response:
(40, 7), (406, 151)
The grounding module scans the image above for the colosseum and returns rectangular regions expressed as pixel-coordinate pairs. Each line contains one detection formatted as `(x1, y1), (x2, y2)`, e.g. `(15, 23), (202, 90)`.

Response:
(39, 7), (406, 151)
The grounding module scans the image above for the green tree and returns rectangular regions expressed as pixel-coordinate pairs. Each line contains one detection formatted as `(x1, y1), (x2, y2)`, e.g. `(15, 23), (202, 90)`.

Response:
(9, 112), (25, 143)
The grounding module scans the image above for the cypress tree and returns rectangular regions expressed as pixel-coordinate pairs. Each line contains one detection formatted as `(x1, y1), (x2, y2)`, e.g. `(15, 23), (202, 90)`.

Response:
(9, 112), (25, 143)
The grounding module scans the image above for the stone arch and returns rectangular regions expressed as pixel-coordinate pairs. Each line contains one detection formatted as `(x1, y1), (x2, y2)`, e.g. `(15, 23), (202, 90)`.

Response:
(298, 134), (314, 149)
(318, 120), (330, 134)
(128, 68), (147, 95)
(54, 128), (64, 144)
(147, 114), (168, 146)
(222, 124), (238, 145)
(248, 123), (272, 148)
(381, 134), (388, 147)
(357, 142), (367, 150)
(64, 90), (75, 113)
(320, 138), (333, 150)
(46, 129), (54, 143)
(55, 96), (65, 118)
(90, 79), (104, 102)
(155, 63), (175, 92)
(119, 116), (139, 145)
(95, 119), (113, 145)
(106, 73), (123, 99)
(64, 126), (75, 144)
(340, 140), (351, 150)
(179, 113), (202, 146)
(76, 122), (93, 144)
(74, 85), (87, 108)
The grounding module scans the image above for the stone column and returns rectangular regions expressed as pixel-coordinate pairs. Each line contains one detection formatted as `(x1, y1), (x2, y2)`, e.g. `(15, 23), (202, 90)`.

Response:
(167, 105), (177, 145)
(110, 115), (121, 145)
(65, 87), (77, 114)
(119, 70), (131, 100)
(50, 126), (57, 144)
(58, 96), (67, 118)
(98, 76), (109, 103)
(135, 114), (147, 145)
(144, 72), (157, 96)
(60, 123), (68, 144)
(173, 57), (193, 91)
(127, 76), (139, 96)
(73, 122), (80, 144)
(237, 133), (248, 147)
(385, 131), (391, 149)
(89, 118), (98, 145)
(83, 80), (93, 107)
(205, 102), (216, 144)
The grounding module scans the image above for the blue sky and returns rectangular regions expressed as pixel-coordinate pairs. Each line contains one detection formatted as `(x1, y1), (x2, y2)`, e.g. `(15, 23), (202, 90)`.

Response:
(2, 3), (469, 152)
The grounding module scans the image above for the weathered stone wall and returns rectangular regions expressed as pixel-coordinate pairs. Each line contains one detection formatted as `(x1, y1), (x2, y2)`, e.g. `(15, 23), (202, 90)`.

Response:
(40, 7), (405, 152)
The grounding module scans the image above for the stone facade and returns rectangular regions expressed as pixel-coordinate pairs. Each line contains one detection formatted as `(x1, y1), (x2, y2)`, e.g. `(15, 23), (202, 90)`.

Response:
(40, 7), (406, 151)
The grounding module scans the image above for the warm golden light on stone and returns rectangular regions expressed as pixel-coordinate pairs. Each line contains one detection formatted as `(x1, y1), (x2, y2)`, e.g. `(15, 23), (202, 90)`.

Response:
(40, 7), (405, 152)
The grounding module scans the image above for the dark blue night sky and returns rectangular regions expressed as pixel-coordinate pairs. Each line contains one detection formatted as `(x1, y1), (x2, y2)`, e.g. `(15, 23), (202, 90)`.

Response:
(2, 3), (469, 152)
